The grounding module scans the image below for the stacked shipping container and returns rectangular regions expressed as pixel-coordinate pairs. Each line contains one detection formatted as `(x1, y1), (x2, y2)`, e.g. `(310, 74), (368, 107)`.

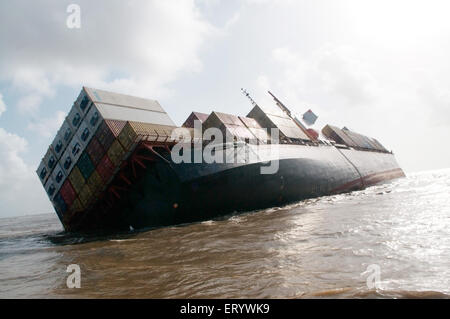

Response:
(36, 87), (177, 229)
(322, 124), (388, 152)
(247, 105), (311, 142)
(182, 112), (209, 128)
(322, 125), (357, 147)
(203, 112), (256, 143)
(201, 111), (269, 144)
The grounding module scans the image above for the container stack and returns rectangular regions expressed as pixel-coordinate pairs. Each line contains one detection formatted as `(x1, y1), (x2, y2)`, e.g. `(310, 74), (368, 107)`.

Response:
(341, 127), (375, 150)
(238, 116), (270, 143)
(182, 112), (209, 128)
(247, 104), (311, 142)
(200, 111), (270, 144)
(322, 124), (388, 152)
(341, 127), (388, 152)
(322, 125), (357, 147)
(36, 87), (177, 228)
(202, 112), (257, 143)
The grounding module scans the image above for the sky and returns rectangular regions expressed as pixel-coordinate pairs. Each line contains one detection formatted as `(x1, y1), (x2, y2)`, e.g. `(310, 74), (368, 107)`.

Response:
(0, 0), (449, 217)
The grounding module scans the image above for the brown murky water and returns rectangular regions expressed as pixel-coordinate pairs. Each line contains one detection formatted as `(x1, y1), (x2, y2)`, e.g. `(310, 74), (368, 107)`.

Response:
(1, 169), (449, 298)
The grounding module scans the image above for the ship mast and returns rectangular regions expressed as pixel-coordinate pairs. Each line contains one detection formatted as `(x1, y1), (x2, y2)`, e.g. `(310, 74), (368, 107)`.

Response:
(266, 91), (315, 141)
(268, 90), (292, 117)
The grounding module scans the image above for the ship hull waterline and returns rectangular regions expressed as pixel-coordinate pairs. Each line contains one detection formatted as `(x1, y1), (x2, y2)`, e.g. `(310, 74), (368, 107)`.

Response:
(68, 144), (405, 233)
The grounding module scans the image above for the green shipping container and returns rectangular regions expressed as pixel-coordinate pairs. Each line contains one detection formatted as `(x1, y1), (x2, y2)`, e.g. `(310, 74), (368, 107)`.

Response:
(77, 151), (95, 180)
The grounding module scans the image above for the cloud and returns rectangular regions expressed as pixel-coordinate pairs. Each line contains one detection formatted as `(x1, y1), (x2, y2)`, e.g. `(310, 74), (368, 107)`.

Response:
(27, 111), (66, 138)
(252, 45), (382, 139)
(0, 0), (215, 104)
(0, 127), (52, 217)
(12, 67), (54, 97)
(271, 45), (378, 108)
(254, 43), (450, 172)
(17, 94), (43, 114)
(0, 94), (59, 216)
(415, 76), (450, 127)
(0, 93), (6, 117)
(0, 128), (29, 191)
(0, 0), (216, 217)
(223, 11), (241, 30)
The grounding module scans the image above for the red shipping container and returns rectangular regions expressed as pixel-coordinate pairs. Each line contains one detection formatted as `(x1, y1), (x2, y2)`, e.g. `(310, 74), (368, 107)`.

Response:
(306, 128), (319, 140)
(87, 136), (105, 167)
(60, 179), (77, 206)
(97, 154), (115, 183)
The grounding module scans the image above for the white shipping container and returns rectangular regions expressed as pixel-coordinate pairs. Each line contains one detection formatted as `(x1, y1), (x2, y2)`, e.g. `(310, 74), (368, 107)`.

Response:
(67, 103), (83, 131)
(95, 103), (176, 126)
(44, 177), (57, 201)
(58, 119), (74, 148)
(84, 87), (164, 113)
(60, 147), (76, 176)
(51, 131), (65, 160)
(37, 160), (49, 186)
(68, 135), (84, 163)
(76, 120), (95, 148)
(85, 104), (102, 133)
(51, 163), (66, 192)
(45, 147), (58, 171)
(75, 90), (93, 116)
(36, 147), (58, 185)
(75, 90), (85, 105)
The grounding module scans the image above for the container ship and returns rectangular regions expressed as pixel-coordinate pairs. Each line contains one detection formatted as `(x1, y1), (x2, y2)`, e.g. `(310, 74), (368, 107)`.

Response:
(37, 87), (405, 232)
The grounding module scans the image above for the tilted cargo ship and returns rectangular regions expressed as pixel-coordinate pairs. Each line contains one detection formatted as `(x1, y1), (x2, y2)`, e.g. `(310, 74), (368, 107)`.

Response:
(37, 87), (405, 232)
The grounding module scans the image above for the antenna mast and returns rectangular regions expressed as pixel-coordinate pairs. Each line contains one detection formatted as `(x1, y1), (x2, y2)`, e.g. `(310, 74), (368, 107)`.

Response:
(240, 88), (259, 108)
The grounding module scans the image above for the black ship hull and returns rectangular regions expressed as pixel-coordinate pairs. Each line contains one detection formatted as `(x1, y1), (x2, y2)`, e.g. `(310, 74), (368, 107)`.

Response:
(74, 143), (404, 232)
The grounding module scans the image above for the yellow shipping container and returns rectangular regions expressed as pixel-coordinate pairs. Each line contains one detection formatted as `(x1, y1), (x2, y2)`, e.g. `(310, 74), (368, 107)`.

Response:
(118, 123), (137, 151)
(78, 184), (93, 208)
(107, 140), (126, 166)
(68, 166), (85, 194)
(87, 170), (103, 196)
(70, 198), (83, 214)
(127, 121), (176, 142)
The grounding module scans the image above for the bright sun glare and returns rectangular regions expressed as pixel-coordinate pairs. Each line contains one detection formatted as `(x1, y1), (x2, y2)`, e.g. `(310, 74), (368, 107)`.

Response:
(347, 0), (450, 47)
